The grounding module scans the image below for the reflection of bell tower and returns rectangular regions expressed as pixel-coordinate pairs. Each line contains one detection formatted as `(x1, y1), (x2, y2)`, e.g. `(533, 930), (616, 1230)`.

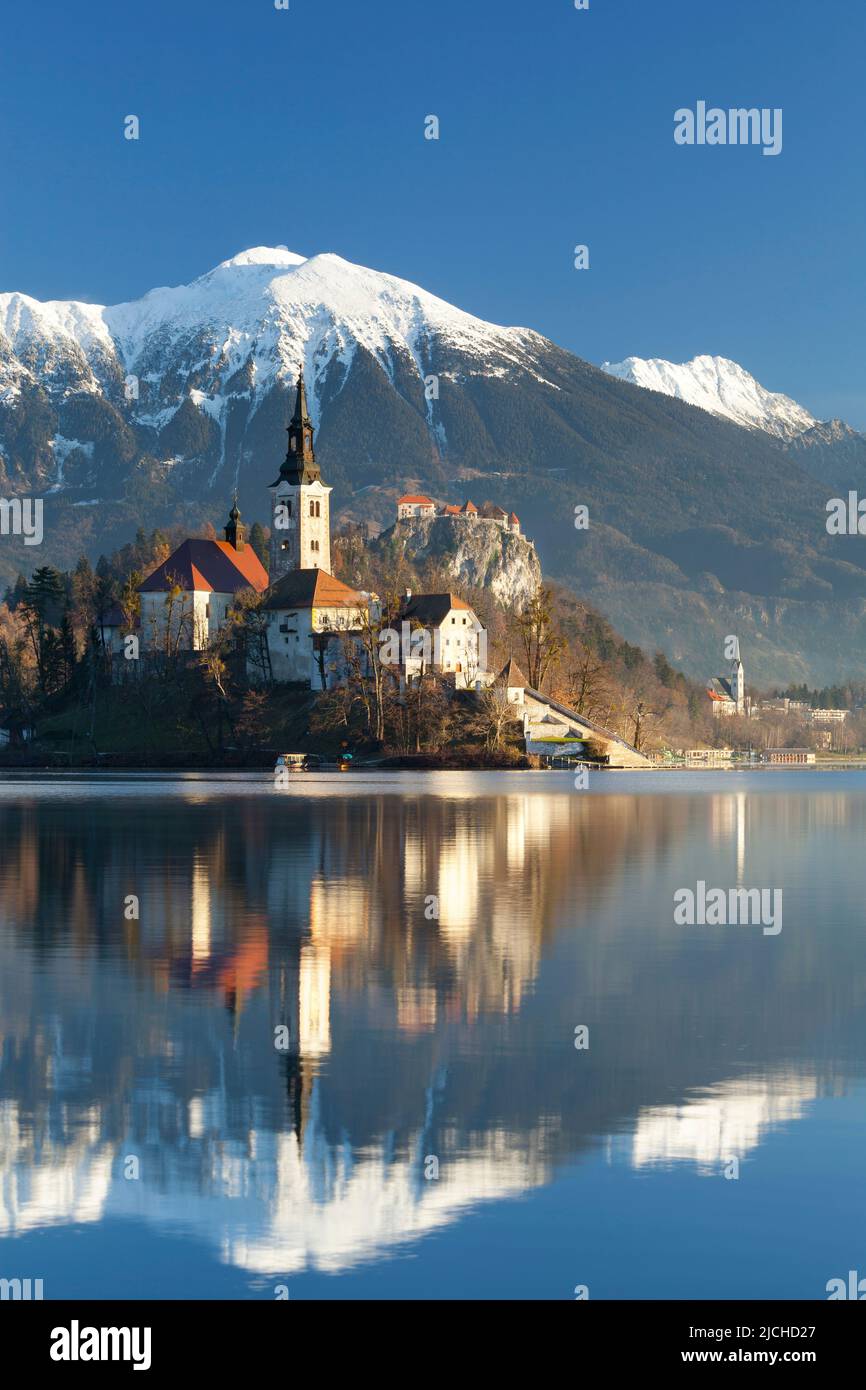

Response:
(269, 372), (332, 577)
(275, 936), (332, 1143)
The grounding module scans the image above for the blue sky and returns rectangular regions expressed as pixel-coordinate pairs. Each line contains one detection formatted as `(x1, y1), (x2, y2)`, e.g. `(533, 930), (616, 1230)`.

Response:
(1, 0), (863, 422)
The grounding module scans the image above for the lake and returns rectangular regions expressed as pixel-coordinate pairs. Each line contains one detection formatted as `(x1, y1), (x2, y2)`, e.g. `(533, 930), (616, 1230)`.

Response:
(0, 769), (864, 1300)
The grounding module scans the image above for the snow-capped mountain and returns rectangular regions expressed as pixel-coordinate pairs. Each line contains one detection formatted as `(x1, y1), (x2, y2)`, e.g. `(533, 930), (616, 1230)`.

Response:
(4, 247), (866, 685)
(0, 245), (546, 500)
(601, 353), (818, 440)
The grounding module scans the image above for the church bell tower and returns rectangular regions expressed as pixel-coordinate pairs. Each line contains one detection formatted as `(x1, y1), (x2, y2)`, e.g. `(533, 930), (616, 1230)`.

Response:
(224, 497), (245, 550)
(269, 371), (332, 577)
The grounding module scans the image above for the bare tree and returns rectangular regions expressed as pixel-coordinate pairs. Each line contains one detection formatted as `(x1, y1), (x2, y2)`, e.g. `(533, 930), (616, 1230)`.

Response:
(478, 684), (518, 751)
(512, 587), (565, 691)
(559, 641), (612, 718)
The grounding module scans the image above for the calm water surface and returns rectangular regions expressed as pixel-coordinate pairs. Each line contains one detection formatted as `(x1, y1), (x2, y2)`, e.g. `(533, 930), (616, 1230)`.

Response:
(1, 770), (865, 1299)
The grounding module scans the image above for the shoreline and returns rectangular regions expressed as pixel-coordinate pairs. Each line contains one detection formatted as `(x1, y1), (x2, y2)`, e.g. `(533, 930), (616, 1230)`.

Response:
(1, 757), (865, 776)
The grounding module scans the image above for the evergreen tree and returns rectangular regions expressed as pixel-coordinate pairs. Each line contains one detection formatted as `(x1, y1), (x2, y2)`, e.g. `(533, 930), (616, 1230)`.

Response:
(21, 567), (65, 695)
(249, 521), (269, 570)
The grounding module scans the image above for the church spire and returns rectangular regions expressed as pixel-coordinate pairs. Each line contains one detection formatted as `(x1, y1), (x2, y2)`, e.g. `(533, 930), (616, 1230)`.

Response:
(224, 496), (245, 550)
(278, 370), (320, 485)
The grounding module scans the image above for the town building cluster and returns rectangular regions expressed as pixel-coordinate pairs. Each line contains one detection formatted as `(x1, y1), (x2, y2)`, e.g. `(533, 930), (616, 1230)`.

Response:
(707, 651), (851, 729)
(101, 373), (490, 692)
(396, 494), (528, 541)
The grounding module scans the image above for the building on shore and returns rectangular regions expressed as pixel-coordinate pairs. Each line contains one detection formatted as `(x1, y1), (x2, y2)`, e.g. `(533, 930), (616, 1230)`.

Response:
(707, 649), (748, 718)
(762, 748), (816, 765)
(684, 747), (734, 763)
(494, 657), (651, 768)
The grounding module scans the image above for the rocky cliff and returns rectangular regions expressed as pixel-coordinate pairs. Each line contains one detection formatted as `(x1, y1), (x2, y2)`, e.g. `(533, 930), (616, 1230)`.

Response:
(374, 515), (541, 610)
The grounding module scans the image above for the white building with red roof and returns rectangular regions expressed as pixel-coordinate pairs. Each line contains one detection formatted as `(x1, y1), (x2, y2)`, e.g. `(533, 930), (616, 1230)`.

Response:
(138, 501), (269, 652)
(263, 567), (376, 685)
(397, 494), (436, 519)
(707, 652), (747, 718)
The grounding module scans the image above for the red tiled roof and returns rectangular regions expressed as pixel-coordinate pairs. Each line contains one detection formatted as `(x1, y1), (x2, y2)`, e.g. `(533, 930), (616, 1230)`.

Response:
(263, 568), (367, 610)
(460, 500), (478, 514)
(139, 539), (269, 595)
(509, 512), (520, 524)
(441, 504), (461, 515)
(398, 494), (435, 505)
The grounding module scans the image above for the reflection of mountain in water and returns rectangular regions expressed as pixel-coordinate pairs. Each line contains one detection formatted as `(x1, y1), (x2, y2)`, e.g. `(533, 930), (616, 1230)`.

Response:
(622, 1073), (820, 1174)
(1, 781), (866, 1279)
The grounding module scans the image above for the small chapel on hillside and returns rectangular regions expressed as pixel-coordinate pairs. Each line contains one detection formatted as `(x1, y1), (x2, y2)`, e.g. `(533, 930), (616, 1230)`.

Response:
(707, 649), (748, 718)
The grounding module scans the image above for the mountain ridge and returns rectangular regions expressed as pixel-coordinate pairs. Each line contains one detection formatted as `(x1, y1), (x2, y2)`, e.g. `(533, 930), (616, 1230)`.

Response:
(601, 352), (819, 439)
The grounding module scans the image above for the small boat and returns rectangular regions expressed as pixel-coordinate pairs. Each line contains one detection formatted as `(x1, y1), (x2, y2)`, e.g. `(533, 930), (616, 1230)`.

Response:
(274, 752), (309, 773)
(274, 752), (354, 773)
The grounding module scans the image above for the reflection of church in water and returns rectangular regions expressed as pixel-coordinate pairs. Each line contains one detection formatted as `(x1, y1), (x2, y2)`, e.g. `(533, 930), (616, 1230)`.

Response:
(129, 789), (570, 1140)
(2, 785), (840, 1283)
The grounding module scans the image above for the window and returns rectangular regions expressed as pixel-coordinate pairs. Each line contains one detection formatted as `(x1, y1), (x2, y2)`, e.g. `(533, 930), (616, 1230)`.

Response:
(311, 539), (320, 552)
(308, 499), (321, 518)
(281, 540), (290, 551)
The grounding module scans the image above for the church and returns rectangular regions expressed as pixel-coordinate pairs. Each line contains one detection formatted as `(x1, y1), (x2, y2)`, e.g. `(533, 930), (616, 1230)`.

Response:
(707, 650), (748, 718)
(261, 371), (378, 685)
(133, 371), (488, 691)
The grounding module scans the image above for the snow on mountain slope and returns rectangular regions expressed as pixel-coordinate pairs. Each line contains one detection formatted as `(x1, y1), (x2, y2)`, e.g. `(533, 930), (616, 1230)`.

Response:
(601, 353), (817, 440)
(0, 246), (540, 421)
(0, 291), (118, 398)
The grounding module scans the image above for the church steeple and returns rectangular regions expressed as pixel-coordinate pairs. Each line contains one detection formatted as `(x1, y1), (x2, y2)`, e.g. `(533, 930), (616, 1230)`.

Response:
(277, 371), (320, 485)
(268, 370), (332, 577)
(224, 497), (245, 550)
